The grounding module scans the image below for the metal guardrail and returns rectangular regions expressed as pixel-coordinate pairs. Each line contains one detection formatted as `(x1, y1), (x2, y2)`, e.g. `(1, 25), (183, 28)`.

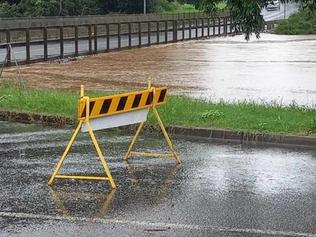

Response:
(263, 20), (279, 31)
(0, 16), (235, 66)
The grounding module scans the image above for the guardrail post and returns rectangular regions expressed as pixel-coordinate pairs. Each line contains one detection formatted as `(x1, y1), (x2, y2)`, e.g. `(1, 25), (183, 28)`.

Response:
(128, 22), (132, 48)
(74, 26), (78, 56)
(182, 19), (185, 40)
(207, 18), (210, 37)
(201, 19), (204, 37)
(60, 26), (64, 58)
(195, 18), (198, 38)
(88, 25), (92, 54)
(25, 28), (30, 63)
(138, 22), (142, 47)
(218, 17), (221, 35)
(6, 30), (11, 65)
(224, 17), (227, 35)
(94, 25), (98, 53)
(189, 19), (191, 39)
(173, 20), (177, 42)
(43, 27), (48, 60)
(165, 21), (168, 42)
(118, 23), (121, 49)
(147, 21), (151, 45)
(106, 23), (110, 52)
(156, 21), (160, 44)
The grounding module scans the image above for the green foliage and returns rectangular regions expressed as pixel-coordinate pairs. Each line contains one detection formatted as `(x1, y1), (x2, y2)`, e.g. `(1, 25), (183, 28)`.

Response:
(1, 0), (316, 39)
(216, 1), (226, 10)
(309, 118), (316, 134)
(152, 96), (316, 134)
(0, 2), (19, 17)
(158, 0), (197, 13)
(227, 0), (265, 40)
(195, 0), (316, 40)
(200, 110), (224, 121)
(0, 0), (160, 16)
(275, 8), (316, 34)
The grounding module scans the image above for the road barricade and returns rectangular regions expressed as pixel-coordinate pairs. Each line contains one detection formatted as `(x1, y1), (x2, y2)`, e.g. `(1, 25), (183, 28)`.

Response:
(48, 81), (181, 189)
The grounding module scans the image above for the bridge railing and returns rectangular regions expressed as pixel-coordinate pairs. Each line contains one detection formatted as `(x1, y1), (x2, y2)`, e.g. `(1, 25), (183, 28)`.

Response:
(263, 20), (279, 32)
(0, 15), (234, 66)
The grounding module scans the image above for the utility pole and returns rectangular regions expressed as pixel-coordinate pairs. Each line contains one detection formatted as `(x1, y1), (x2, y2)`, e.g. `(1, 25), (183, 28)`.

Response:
(143, 0), (146, 14)
(284, 2), (286, 19)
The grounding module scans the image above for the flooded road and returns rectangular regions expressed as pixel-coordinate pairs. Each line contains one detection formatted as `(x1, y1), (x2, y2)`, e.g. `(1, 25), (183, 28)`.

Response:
(2, 33), (316, 107)
(0, 121), (316, 236)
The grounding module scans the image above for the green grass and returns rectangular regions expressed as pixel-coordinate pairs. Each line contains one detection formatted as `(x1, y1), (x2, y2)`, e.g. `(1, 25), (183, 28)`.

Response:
(275, 8), (316, 34)
(1, 81), (316, 135)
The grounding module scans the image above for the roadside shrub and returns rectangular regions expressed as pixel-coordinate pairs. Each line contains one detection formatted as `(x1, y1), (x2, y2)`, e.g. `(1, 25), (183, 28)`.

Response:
(158, 0), (197, 13)
(308, 118), (316, 134)
(275, 8), (316, 34)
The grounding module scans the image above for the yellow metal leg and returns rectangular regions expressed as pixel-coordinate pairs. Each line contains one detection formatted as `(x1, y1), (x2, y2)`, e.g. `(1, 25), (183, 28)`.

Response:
(124, 122), (144, 161)
(85, 121), (116, 189)
(153, 108), (181, 164)
(48, 120), (83, 185)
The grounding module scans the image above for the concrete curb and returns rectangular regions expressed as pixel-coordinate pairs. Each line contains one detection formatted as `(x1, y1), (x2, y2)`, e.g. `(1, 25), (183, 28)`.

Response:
(168, 126), (316, 149)
(0, 110), (315, 149)
(0, 110), (74, 127)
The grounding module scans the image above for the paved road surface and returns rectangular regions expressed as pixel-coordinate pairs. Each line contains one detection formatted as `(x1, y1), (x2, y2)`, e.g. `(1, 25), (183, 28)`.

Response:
(0, 121), (315, 236)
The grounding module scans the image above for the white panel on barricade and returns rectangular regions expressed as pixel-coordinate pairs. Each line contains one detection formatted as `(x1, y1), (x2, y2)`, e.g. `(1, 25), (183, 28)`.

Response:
(81, 109), (149, 132)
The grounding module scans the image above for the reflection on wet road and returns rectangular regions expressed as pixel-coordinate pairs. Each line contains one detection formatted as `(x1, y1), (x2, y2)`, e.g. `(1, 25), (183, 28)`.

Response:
(0, 121), (315, 236)
(3, 33), (316, 107)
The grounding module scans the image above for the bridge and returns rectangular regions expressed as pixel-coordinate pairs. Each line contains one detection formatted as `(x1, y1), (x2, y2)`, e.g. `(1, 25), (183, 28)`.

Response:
(0, 13), (234, 66)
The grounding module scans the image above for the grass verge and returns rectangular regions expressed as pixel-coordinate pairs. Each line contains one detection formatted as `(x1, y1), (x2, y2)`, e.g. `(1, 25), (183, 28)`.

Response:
(0, 81), (315, 135)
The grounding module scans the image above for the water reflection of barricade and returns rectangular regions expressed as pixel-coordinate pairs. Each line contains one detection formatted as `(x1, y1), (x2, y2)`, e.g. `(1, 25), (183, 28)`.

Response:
(49, 164), (179, 217)
(49, 187), (116, 218)
(126, 163), (181, 202)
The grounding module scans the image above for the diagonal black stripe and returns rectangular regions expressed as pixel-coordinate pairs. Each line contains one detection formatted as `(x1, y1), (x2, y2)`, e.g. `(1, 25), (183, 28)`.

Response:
(100, 99), (112, 114)
(145, 92), (153, 105)
(132, 94), (142, 108)
(158, 89), (167, 103)
(80, 101), (96, 118)
(117, 96), (128, 111)
(89, 101), (95, 115)
(81, 105), (86, 118)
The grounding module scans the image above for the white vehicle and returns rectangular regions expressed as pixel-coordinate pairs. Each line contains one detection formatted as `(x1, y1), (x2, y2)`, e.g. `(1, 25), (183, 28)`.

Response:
(266, 0), (281, 11)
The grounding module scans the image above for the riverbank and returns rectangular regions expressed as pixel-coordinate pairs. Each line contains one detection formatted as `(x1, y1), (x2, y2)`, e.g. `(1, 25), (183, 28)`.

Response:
(1, 82), (315, 136)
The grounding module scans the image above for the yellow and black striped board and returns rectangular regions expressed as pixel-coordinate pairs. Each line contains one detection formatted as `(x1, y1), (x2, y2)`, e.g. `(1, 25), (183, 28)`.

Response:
(78, 87), (167, 120)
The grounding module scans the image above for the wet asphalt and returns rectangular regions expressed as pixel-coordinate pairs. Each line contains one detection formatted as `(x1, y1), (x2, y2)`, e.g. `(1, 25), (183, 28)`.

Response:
(0, 121), (315, 237)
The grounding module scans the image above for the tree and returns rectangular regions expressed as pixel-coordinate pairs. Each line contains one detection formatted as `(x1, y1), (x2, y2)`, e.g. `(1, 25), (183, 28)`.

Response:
(196, 0), (316, 40)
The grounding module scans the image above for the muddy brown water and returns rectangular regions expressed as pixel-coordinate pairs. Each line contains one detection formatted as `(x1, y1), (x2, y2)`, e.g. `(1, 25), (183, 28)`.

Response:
(2, 33), (316, 107)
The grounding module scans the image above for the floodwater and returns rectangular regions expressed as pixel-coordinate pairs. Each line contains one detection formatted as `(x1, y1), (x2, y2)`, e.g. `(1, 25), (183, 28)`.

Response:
(2, 33), (316, 107)
(0, 121), (316, 236)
